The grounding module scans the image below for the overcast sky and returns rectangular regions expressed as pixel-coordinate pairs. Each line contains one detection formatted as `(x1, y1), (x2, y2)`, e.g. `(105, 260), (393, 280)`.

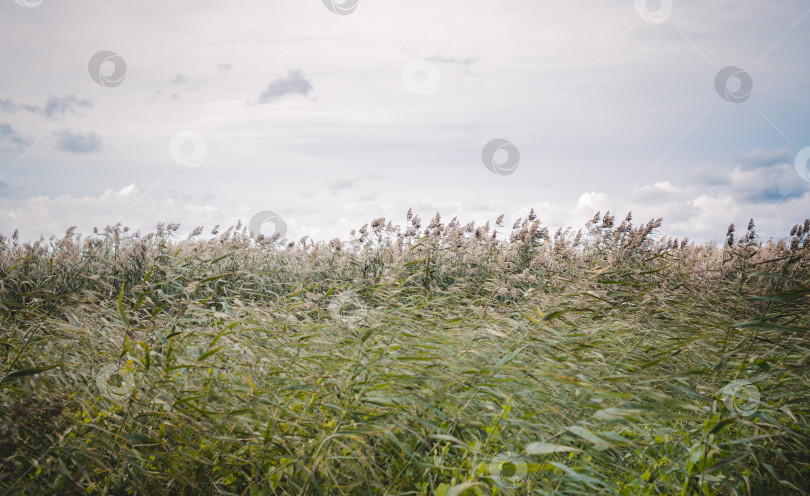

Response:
(1, 0), (809, 243)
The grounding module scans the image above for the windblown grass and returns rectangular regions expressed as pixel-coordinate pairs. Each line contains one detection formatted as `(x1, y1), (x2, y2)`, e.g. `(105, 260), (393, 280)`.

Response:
(1, 212), (809, 495)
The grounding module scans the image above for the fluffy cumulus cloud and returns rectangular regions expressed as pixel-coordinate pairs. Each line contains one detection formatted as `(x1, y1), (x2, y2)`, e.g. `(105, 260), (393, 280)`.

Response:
(551, 149), (810, 241)
(257, 70), (313, 104)
(724, 149), (801, 203)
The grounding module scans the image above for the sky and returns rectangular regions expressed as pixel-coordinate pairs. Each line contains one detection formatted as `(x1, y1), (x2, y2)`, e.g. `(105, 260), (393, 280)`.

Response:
(1, 0), (809, 244)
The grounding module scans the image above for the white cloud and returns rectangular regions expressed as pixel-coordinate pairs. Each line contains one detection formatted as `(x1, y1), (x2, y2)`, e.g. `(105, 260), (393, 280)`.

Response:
(54, 130), (103, 154)
(0, 123), (29, 150)
(256, 70), (314, 104)
(0, 184), (231, 241)
(569, 192), (613, 225)
(0, 95), (92, 120)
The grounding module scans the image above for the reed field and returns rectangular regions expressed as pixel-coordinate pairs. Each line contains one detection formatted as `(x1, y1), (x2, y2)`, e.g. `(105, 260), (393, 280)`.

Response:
(1, 211), (809, 495)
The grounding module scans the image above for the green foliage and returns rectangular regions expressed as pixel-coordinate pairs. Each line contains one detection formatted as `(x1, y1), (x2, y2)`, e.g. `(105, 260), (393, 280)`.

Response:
(0, 215), (809, 495)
